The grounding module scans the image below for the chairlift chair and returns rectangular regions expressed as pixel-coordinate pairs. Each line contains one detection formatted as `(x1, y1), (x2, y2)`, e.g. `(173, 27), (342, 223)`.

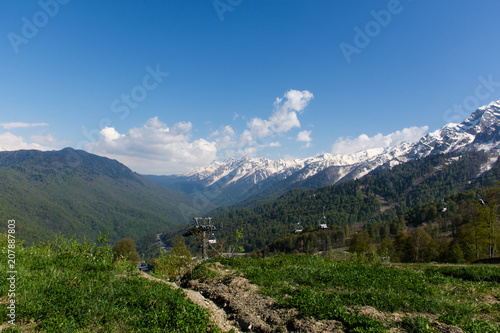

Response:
(294, 216), (303, 233)
(318, 206), (328, 229)
(138, 260), (148, 271)
(208, 232), (217, 244)
(441, 199), (447, 213)
(477, 193), (486, 206)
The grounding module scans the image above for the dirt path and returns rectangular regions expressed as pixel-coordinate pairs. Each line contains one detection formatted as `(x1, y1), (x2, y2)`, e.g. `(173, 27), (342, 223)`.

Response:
(184, 263), (344, 333)
(139, 271), (241, 332)
(141, 267), (343, 333)
(141, 265), (466, 333)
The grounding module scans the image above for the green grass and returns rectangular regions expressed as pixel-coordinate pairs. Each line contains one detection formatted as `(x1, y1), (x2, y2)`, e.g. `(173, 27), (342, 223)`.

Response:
(3, 233), (499, 332)
(0, 234), (220, 332)
(424, 265), (500, 283)
(202, 254), (500, 332)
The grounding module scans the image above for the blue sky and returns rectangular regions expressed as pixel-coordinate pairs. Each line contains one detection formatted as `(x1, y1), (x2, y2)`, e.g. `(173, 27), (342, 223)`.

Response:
(1, 0), (500, 174)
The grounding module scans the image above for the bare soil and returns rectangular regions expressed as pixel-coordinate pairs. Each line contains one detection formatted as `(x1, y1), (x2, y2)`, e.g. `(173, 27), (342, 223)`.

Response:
(351, 306), (464, 333)
(140, 271), (240, 332)
(184, 264), (343, 333)
(183, 263), (468, 333)
(142, 264), (467, 333)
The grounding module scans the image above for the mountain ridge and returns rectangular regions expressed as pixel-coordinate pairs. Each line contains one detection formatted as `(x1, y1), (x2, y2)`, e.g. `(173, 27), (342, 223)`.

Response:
(0, 147), (210, 245)
(147, 100), (500, 207)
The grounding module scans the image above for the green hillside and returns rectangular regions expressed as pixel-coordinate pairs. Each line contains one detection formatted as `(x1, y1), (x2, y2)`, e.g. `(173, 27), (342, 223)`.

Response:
(0, 148), (208, 245)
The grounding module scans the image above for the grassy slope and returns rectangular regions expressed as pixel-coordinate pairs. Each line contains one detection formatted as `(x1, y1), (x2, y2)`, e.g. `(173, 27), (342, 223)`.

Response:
(197, 255), (500, 332)
(0, 234), (220, 332)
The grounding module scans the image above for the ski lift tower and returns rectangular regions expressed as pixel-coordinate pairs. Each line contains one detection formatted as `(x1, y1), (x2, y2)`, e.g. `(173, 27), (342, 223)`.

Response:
(184, 217), (217, 260)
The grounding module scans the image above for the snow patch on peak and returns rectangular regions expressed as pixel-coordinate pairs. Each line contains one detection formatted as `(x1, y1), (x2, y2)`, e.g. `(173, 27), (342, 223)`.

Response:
(480, 100), (500, 111)
(177, 100), (500, 195)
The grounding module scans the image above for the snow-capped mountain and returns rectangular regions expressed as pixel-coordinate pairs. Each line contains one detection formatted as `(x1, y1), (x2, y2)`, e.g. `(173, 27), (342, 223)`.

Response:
(147, 100), (500, 206)
(410, 100), (500, 156)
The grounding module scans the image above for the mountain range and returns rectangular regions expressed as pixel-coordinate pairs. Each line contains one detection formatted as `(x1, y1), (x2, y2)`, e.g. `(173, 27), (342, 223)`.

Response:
(0, 148), (211, 245)
(147, 100), (500, 207)
(2, 100), (499, 248)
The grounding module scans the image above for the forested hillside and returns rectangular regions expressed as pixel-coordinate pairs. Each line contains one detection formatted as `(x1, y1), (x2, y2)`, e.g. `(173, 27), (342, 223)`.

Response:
(254, 153), (500, 263)
(190, 151), (498, 253)
(359, 186), (500, 263)
(0, 148), (206, 245)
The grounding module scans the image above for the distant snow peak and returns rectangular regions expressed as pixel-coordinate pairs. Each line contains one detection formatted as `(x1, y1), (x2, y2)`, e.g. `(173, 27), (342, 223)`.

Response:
(178, 100), (500, 195)
(482, 99), (500, 111)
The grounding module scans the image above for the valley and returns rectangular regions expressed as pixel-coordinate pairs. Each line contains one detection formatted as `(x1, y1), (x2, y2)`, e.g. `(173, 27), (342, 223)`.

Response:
(1, 101), (500, 332)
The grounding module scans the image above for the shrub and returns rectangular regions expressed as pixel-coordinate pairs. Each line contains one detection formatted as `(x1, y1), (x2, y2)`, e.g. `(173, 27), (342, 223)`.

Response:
(112, 238), (141, 264)
(153, 236), (194, 282)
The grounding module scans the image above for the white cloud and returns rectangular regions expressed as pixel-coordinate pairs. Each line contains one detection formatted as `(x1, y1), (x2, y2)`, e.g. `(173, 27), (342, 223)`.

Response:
(172, 121), (192, 134)
(238, 129), (253, 146)
(331, 126), (429, 155)
(279, 89), (315, 112)
(248, 118), (272, 138)
(297, 130), (312, 148)
(239, 146), (258, 156)
(211, 89), (314, 158)
(252, 89), (313, 136)
(0, 120), (63, 150)
(87, 90), (314, 173)
(268, 107), (300, 134)
(85, 117), (217, 174)
(30, 133), (67, 147)
(255, 141), (281, 148)
(100, 127), (124, 142)
(0, 122), (48, 129)
(211, 125), (237, 149)
(0, 132), (55, 151)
